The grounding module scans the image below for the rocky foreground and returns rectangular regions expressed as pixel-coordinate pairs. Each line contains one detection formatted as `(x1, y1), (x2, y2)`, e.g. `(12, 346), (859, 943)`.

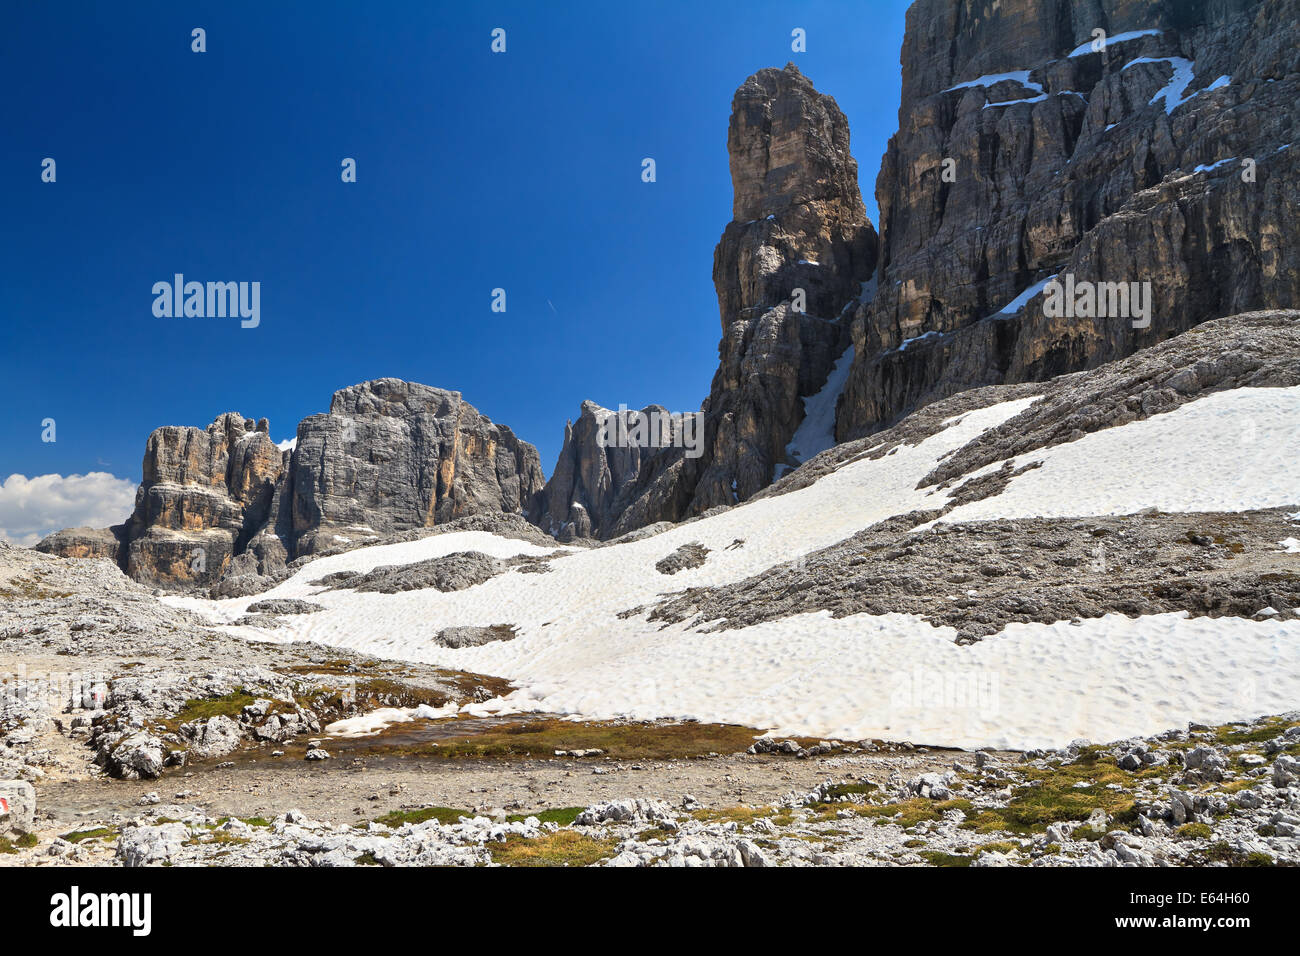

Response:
(2, 540), (1297, 867)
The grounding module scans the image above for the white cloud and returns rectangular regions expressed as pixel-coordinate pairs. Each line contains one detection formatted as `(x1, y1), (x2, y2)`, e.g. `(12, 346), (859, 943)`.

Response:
(0, 473), (137, 547)
(276, 438), (297, 452)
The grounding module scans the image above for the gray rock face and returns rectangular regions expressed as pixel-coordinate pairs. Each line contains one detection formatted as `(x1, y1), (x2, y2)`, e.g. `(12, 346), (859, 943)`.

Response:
(697, 64), (877, 505)
(289, 380), (544, 556)
(655, 543), (710, 576)
(37, 414), (282, 590)
(536, 1), (1299, 540)
(531, 401), (695, 540)
(180, 715), (243, 760)
(104, 731), (167, 780)
(836, 0), (1300, 441)
(38, 381), (545, 590)
(245, 598), (323, 616)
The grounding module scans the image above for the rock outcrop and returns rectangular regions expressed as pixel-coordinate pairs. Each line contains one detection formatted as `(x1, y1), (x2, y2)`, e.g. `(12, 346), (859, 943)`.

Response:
(285, 380), (543, 557)
(38, 382), (544, 589)
(836, 0), (1300, 439)
(38, 414), (284, 588)
(534, 64), (878, 538)
(530, 401), (696, 540)
(696, 63), (878, 506)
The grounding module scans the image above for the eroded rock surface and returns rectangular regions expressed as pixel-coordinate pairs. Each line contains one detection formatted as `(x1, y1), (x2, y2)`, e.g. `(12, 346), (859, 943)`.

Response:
(38, 382), (545, 591)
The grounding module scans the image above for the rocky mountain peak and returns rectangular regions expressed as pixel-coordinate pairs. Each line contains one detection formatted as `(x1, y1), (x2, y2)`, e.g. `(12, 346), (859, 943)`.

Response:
(727, 62), (867, 223)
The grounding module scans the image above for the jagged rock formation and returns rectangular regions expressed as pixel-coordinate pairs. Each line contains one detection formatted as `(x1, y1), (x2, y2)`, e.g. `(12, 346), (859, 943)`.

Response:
(534, 64), (878, 539)
(530, 401), (696, 540)
(40, 415), (283, 588)
(697, 63), (879, 505)
(37, 382), (544, 589)
(836, 0), (1300, 439)
(282, 380), (543, 558)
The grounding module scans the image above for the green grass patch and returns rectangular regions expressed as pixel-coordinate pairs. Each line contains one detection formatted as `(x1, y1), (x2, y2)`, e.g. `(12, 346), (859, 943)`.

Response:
(358, 718), (768, 761)
(962, 752), (1141, 834)
(1213, 716), (1296, 746)
(820, 782), (878, 800)
(1176, 823), (1213, 840)
(855, 798), (972, 828)
(59, 827), (117, 844)
(505, 807), (585, 826)
(375, 806), (469, 828)
(163, 689), (257, 732)
(976, 840), (1020, 856)
(0, 832), (38, 853)
(488, 830), (618, 867)
(692, 806), (792, 826)
(920, 850), (973, 867)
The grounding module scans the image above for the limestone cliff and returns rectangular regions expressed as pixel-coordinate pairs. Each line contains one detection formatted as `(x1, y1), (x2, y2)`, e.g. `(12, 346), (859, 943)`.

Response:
(37, 384), (544, 589)
(837, 0), (1300, 438)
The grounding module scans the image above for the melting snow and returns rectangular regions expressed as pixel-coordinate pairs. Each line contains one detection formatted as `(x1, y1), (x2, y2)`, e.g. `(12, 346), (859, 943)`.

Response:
(168, 389), (1300, 751)
(896, 330), (945, 351)
(988, 275), (1058, 319)
(946, 70), (1043, 94)
(784, 344), (856, 471)
(934, 387), (1300, 524)
(1192, 157), (1236, 174)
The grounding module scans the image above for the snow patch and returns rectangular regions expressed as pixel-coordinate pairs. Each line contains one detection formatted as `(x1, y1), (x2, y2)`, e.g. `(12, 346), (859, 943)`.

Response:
(783, 344), (856, 471)
(988, 275), (1058, 320)
(1067, 29), (1161, 58)
(1122, 57), (1197, 114)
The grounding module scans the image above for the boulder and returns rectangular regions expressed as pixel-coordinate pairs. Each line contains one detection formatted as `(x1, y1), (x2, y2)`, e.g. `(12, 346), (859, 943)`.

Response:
(0, 780), (36, 834)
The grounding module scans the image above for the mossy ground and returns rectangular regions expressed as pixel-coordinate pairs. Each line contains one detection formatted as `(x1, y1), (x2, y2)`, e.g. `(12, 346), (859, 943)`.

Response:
(961, 750), (1148, 834)
(59, 826), (118, 844)
(488, 830), (618, 867)
(375, 806), (468, 828)
(351, 718), (769, 761)
(162, 689), (258, 733)
(0, 832), (38, 853)
(0, 573), (72, 600)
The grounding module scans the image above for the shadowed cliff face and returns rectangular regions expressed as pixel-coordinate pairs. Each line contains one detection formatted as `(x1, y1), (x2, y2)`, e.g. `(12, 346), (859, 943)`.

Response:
(37, 383), (545, 588)
(534, 63), (879, 540)
(836, 0), (1300, 440)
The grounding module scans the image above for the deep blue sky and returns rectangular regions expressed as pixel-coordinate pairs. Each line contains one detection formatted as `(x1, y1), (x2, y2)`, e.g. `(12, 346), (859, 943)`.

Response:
(1, 0), (909, 495)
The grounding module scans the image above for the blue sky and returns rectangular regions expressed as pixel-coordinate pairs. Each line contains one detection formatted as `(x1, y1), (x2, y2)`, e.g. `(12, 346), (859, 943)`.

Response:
(0, 0), (910, 541)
